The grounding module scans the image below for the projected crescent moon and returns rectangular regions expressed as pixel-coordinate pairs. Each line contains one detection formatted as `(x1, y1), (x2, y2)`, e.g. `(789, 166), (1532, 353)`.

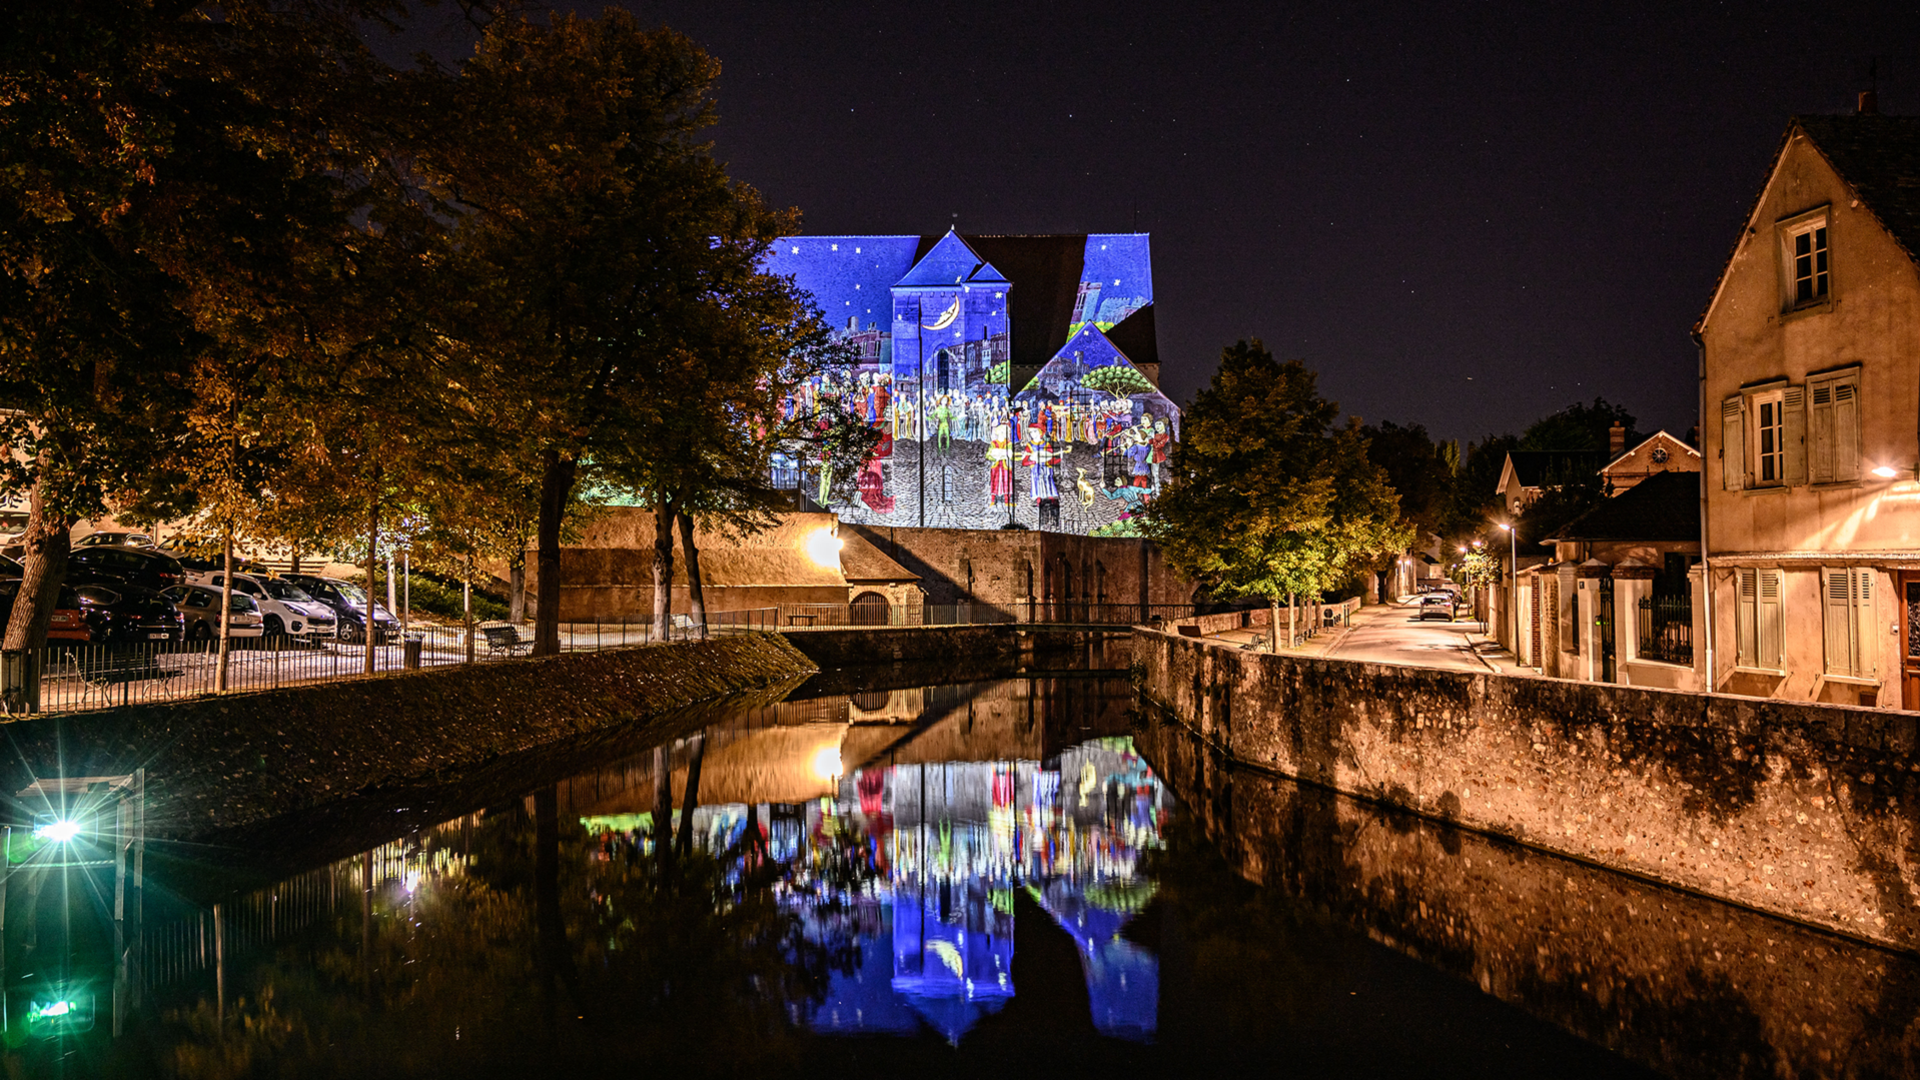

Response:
(921, 296), (960, 330)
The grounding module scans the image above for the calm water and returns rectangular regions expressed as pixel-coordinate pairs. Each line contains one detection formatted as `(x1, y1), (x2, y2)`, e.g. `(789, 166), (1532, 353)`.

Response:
(7, 653), (1913, 1078)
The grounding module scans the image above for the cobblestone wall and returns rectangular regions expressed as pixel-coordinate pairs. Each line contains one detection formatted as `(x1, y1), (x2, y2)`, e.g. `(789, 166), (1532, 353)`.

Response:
(1133, 627), (1920, 952)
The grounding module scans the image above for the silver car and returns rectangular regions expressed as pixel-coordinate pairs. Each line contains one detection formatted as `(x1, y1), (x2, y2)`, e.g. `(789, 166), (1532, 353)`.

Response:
(161, 585), (265, 641)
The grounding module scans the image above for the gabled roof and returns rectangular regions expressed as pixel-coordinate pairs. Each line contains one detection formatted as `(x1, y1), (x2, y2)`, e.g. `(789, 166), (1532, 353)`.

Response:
(1548, 470), (1701, 543)
(1603, 430), (1701, 472)
(1499, 450), (1609, 492)
(894, 229), (1008, 288)
(1795, 115), (1920, 265)
(1698, 113), (1920, 331)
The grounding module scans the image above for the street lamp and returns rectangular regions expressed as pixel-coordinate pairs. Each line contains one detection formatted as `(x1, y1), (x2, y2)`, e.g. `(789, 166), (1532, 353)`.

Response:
(1496, 522), (1517, 660)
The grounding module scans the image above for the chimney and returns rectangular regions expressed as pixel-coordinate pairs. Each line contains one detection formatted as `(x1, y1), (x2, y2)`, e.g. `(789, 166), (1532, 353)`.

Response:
(1608, 421), (1626, 457)
(1859, 89), (1879, 115)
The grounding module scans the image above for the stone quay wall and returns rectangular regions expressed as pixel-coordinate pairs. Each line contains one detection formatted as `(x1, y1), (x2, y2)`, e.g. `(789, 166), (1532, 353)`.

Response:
(782, 623), (1128, 668)
(1137, 714), (1920, 1080)
(1133, 627), (1920, 952)
(3, 634), (815, 839)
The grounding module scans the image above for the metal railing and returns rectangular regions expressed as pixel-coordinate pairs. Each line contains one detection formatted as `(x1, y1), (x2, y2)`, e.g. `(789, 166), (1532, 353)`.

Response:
(1637, 593), (1694, 666)
(773, 601), (1194, 630)
(7, 609), (783, 716)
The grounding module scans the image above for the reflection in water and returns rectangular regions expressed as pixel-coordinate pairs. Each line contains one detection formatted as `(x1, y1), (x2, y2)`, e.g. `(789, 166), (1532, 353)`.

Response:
(2, 669), (1707, 1077)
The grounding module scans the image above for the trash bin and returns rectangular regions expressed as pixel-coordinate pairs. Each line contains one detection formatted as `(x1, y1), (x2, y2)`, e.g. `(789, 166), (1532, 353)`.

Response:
(403, 636), (424, 669)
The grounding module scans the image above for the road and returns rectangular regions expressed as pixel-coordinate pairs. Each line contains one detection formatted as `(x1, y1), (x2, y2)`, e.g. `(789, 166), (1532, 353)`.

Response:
(1324, 597), (1497, 672)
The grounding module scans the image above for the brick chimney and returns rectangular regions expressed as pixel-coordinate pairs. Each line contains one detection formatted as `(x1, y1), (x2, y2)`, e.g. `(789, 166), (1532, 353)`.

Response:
(1860, 89), (1879, 115)
(1608, 421), (1626, 457)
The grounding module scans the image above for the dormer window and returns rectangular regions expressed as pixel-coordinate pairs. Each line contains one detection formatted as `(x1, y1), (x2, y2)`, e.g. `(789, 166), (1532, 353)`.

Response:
(1778, 207), (1831, 311)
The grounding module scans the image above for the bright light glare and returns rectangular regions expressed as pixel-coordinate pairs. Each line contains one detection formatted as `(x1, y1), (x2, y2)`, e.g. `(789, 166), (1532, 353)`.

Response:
(1496, 523), (1512, 532)
(1872, 465), (1900, 479)
(803, 528), (843, 568)
(809, 745), (843, 781)
(33, 819), (81, 843)
(32, 1001), (72, 1019)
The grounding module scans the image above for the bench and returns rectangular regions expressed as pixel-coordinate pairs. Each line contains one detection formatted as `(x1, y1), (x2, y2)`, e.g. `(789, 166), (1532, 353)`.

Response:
(480, 623), (534, 657)
(57, 653), (181, 707)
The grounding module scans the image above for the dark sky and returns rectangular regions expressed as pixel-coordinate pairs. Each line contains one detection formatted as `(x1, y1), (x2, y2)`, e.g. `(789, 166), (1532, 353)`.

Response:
(393, 1), (1920, 446)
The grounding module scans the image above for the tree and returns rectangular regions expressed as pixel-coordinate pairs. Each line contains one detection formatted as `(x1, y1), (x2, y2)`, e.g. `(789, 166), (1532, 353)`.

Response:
(1081, 364), (1152, 400)
(1359, 419), (1454, 545)
(0, 0), (422, 704)
(423, 11), (802, 655)
(1518, 397), (1637, 453)
(1144, 341), (1410, 651)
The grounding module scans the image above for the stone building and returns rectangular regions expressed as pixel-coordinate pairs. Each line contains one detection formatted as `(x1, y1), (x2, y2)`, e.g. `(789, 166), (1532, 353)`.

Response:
(1698, 107), (1920, 708)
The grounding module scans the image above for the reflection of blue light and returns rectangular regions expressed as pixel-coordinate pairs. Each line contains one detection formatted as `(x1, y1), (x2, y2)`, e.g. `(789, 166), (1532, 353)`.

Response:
(33, 819), (81, 843)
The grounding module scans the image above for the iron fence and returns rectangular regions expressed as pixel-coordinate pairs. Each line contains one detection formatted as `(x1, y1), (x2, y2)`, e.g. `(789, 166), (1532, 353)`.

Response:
(9, 609), (783, 716)
(1637, 593), (1694, 666)
(775, 601), (1195, 630)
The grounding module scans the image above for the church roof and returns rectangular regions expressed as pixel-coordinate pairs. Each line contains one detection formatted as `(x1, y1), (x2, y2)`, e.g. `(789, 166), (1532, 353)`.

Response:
(893, 230), (1009, 288)
(762, 232), (1159, 381)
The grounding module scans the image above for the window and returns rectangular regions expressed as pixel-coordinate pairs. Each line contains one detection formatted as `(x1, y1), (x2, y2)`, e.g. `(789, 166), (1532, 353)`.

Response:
(1779, 208), (1832, 310)
(1822, 566), (1876, 679)
(1721, 384), (1806, 491)
(1735, 568), (1785, 671)
(1752, 389), (1785, 484)
(1807, 366), (1862, 484)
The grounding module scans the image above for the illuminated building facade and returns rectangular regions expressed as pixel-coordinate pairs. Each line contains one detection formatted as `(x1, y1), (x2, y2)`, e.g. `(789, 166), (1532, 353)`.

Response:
(765, 231), (1178, 537)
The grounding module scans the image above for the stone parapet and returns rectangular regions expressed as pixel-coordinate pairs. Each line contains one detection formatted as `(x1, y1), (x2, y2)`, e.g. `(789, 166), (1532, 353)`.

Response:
(1133, 627), (1920, 951)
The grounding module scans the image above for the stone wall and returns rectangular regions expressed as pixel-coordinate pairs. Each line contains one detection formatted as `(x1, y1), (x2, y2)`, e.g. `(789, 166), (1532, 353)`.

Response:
(1136, 713), (1920, 1080)
(1133, 627), (1920, 951)
(2, 634), (816, 838)
(847, 524), (1192, 619)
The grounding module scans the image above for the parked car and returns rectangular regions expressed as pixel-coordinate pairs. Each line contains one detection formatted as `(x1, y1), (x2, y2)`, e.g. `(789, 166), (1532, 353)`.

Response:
(0, 579), (88, 643)
(1417, 593), (1457, 621)
(0, 555), (20, 579)
(174, 553), (274, 584)
(53, 579), (185, 644)
(74, 531), (156, 549)
(160, 584), (265, 641)
(280, 574), (400, 644)
(204, 572), (337, 640)
(65, 546), (188, 592)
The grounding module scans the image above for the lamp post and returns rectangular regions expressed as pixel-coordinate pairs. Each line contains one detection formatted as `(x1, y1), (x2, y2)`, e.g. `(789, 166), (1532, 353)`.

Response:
(1496, 522), (1517, 659)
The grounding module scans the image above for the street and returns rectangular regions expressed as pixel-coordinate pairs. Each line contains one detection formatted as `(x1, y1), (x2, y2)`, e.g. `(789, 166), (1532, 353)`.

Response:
(1323, 596), (1500, 673)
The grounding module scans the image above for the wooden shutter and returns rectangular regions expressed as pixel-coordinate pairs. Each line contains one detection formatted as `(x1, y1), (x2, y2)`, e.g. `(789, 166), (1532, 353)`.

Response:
(1721, 396), (1746, 492)
(1782, 386), (1807, 486)
(1833, 378), (1860, 482)
(1758, 568), (1785, 670)
(1824, 567), (1854, 675)
(1852, 567), (1876, 677)
(1809, 383), (1835, 483)
(1736, 568), (1758, 667)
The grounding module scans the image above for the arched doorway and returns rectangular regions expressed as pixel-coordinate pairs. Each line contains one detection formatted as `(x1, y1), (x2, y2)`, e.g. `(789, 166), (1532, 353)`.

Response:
(850, 591), (891, 626)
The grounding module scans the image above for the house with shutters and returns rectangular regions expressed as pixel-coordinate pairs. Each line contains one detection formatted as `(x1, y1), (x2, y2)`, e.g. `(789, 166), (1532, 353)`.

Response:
(1699, 106), (1920, 708)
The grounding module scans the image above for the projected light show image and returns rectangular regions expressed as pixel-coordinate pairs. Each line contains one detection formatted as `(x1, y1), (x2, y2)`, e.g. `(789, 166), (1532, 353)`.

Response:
(765, 231), (1177, 536)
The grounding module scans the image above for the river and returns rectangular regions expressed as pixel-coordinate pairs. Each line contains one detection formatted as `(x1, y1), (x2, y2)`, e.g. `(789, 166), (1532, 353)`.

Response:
(6, 647), (1912, 1077)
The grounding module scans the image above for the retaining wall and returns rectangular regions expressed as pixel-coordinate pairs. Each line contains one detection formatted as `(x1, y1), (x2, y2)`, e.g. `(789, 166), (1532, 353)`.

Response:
(3, 634), (815, 838)
(1133, 626), (1920, 951)
(781, 623), (1127, 667)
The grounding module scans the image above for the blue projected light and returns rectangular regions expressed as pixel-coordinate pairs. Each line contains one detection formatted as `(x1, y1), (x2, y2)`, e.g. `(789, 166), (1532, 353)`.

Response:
(763, 230), (1174, 536)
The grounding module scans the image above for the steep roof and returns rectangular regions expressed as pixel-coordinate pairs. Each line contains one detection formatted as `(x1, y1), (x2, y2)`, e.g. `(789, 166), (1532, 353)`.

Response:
(1698, 113), (1920, 330)
(1549, 470), (1701, 543)
(1502, 450), (1609, 490)
(1795, 114), (1920, 264)
(894, 230), (1008, 288)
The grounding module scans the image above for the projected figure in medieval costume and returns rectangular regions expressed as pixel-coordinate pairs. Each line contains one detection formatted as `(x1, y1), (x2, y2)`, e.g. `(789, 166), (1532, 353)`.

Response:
(1024, 424), (1062, 528)
(1150, 417), (1171, 492)
(987, 420), (1014, 506)
(857, 427), (895, 514)
(932, 395), (953, 453)
(873, 375), (890, 429)
(1126, 417), (1154, 492)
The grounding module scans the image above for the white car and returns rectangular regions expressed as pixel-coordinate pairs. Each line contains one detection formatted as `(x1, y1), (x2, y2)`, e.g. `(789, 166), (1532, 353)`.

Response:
(203, 572), (339, 640)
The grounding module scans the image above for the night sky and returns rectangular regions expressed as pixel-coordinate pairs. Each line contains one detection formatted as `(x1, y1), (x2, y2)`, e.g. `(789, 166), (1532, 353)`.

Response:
(392, 2), (1920, 446)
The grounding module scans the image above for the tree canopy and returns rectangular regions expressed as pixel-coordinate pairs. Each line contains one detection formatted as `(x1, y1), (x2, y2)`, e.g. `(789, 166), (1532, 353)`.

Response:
(1144, 341), (1409, 643)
